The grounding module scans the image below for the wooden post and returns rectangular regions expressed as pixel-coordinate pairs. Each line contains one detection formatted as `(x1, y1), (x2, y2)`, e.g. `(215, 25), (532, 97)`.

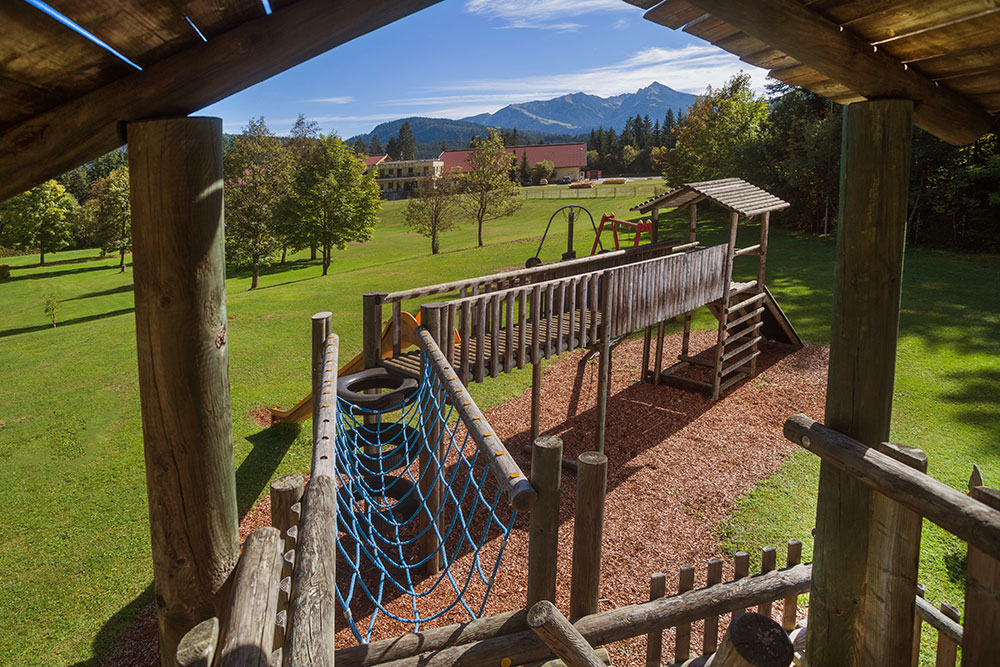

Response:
(641, 326), (652, 383)
(680, 203), (698, 362)
(963, 485), (1000, 666)
(782, 540), (802, 631)
(808, 99), (913, 667)
(864, 442), (928, 665)
(270, 472), (304, 651)
(528, 436), (563, 608)
(419, 303), (445, 574)
(362, 292), (387, 370)
(911, 583), (925, 667)
(176, 618), (219, 667)
(528, 600), (605, 667)
(712, 211), (739, 399)
(595, 275), (613, 453)
(757, 547), (776, 618)
(216, 527), (283, 667)
(675, 565), (695, 661)
(127, 116), (239, 665)
(570, 451), (608, 620)
(654, 320), (665, 385)
(750, 211), (769, 377)
(645, 573), (666, 667)
(312, 312), (332, 444)
(935, 603), (961, 667)
(650, 207), (659, 243)
(709, 612), (793, 667)
(703, 558), (724, 654)
(531, 360), (543, 442)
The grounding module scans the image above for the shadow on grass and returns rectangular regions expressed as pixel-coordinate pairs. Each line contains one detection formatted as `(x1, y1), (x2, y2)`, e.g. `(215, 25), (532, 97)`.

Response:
(236, 422), (301, 517)
(66, 283), (134, 301)
(9, 253), (108, 270)
(68, 583), (154, 667)
(940, 368), (1000, 449)
(3, 263), (118, 283)
(0, 307), (134, 338)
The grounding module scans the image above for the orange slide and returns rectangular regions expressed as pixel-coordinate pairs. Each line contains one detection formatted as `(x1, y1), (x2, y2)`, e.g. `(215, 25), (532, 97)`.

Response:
(271, 312), (452, 424)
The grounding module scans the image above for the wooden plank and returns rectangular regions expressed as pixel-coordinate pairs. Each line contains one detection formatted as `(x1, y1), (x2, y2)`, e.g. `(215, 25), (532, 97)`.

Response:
(645, 1), (706, 30)
(0, 0), (444, 201)
(675, 565), (696, 661)
(703, 558), (724, 654)
(181, 0), (265, 39)
(476, 300), (486, 383)
(44, 0), (197, 67)
(580, 275), (589, 349)
(782, 540), (802, 631)
(518, 289), (528, 370)
(568, 278), (578, 352)
(914, 42), (1000, 81)
(491, 295), (501, 377)
(505, 292), (515, 373)
(0, 2), (133, 128)
(711, 612), (793, 667)
(556, 282), (566, 354)
(934, 604), (962, 667)
(733, 551), (750, 618)
(884, 12), (1000, 64)
(545, 283), (555, 358)
(645, 573), (667, 667)
(682, 0), (992, 145)
(460, 301), (471, 384)
(127, 117), (239, 661)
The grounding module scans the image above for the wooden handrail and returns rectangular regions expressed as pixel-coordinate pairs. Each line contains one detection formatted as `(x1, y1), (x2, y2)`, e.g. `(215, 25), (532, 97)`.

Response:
(784, 414), (1000, 557)
(415, 328), (537, 511)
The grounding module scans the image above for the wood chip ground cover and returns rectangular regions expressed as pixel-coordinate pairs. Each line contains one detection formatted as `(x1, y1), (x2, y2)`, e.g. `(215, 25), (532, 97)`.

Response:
(104, 332), (827, 666)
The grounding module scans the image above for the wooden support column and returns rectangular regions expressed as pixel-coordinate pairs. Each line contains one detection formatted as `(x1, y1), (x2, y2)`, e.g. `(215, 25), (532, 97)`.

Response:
(650, 207), (659, 243)
(711, 613), (793, 667)
(312, 312), (332, 444)
(362, 292), (387, 369)
(570, 451), (608, 620)
(681, 203), (698, 361)
(807, 99), (913, 667)
(127, 116), (239, 666)
(527, 436), (563, 608)
(712, 211), (739, 399)
(595, 274), (613, 453)
(531, 360), (543, 441)
(749, 211), (769, 377)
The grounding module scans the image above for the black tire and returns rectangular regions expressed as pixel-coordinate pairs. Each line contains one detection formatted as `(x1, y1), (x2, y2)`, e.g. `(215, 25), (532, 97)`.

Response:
(337, 367), (419, 414)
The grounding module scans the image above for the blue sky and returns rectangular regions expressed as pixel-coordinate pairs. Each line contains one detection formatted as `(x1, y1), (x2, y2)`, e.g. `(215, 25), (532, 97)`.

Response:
(201, 0), (768, 138)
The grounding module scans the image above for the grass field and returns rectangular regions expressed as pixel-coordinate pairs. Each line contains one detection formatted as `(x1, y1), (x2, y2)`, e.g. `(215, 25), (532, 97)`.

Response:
(0, 193), (996, 664)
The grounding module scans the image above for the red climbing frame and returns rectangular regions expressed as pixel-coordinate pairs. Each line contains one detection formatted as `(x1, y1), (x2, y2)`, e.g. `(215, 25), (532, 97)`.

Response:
(590, 214), (654, 255)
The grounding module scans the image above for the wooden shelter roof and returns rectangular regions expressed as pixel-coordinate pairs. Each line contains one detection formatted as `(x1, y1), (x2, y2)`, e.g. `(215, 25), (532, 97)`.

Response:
(626, 1), (999, 145)
(0, 0), (441, 201)
(632, 178), (790, 217)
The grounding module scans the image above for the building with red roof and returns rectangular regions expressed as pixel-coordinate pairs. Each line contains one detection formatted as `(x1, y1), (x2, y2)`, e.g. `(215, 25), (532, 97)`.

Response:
(439, 143), (587, 182)
(364, 154), (390, 169)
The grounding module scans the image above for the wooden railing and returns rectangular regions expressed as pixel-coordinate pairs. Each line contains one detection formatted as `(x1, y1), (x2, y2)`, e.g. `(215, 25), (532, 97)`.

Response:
(785, 414), (1000, 666)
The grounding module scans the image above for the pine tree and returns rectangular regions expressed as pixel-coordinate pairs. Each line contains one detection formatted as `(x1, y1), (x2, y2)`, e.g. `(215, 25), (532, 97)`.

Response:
(352, 137), (368, 155)
(397, 121), (417, 160)
(440, 139), (448, 155)
(519, 150), (530, 182)
(652, 119), (662, 147)
(369, 134), (383, 154)
(386, 135), (400, 160)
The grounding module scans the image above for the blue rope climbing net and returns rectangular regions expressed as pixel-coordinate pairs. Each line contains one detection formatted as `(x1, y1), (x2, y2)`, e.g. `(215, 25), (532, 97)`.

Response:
(334, 350), (518, 642)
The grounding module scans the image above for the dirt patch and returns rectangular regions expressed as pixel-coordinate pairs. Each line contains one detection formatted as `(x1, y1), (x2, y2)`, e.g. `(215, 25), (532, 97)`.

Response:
(248, 404), (273, 429)
(104, 331), (827, 666)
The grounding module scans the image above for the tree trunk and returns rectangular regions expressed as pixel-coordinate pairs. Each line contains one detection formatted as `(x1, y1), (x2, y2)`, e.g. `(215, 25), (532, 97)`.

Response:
(432, 229), (439, 254)
(251, 264), (259, 290)
(310, 245), (317, 261)
(477, 217), (483, 247)
(322, 245), (330, 275)
(281, 246), (287, 264)
(119, 247), (126, 272)
(39, 246), (45, 266)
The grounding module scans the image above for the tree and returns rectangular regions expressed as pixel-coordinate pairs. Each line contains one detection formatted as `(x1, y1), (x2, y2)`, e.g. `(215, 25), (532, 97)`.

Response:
(95, 166), (131, 272)
(458, 128), (522, 247)
(369, 134), (383, 155)
(440, 139), (449, 155)
(2, 180), (76, 264)
(224, 117), (291, 289)
(397, 121), (417, 160)
(283, 115), (321, 261)
(403, 168), (462, 254)
(519, 150), (531, 182)
(386, 135), (400, 160)
(352, 137), (368, 155)
(287, 134), (380, 275)
(663, 72), (767, 185)
(531, 159), (554, 184)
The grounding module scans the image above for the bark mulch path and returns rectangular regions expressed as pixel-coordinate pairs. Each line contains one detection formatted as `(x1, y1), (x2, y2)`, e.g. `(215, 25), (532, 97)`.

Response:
(104, 331), (828, 666)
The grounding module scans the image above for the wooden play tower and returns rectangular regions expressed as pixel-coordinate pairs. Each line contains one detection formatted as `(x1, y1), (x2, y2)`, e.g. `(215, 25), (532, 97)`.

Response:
(632, 178), (802, 399)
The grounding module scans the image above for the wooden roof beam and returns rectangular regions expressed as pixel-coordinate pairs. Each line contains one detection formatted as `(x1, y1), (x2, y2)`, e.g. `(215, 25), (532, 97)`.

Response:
(681, 0), (993, 145)
(0, 0), (442, 201)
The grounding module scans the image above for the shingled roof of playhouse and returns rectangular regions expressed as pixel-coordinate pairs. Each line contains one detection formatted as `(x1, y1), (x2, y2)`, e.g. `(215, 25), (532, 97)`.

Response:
(632, 178), (790, 218)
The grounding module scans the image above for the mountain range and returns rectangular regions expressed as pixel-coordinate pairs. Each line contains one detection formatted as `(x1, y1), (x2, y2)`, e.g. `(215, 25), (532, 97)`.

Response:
(349, 82), (696, 150)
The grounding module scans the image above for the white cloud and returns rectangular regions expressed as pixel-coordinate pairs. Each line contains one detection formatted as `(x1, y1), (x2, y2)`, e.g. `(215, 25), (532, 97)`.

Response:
(309, 95), (356, 104)
(613, 18), (629, 31)
(466, 0), (630, 30)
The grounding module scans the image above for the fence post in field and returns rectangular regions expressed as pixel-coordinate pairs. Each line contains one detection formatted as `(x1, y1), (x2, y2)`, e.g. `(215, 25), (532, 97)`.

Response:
(527, 436), (563, 608)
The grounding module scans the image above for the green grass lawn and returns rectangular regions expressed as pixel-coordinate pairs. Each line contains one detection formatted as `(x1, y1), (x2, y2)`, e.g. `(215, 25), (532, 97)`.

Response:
(0, 195), (996, 664)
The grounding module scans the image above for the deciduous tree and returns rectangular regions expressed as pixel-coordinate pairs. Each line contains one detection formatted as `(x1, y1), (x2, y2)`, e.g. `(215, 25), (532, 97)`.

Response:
(459, 129), (521, 247)
(95, 166), (131, 272)
(403, 168), (462, 254)
(2, 180), (77, 265)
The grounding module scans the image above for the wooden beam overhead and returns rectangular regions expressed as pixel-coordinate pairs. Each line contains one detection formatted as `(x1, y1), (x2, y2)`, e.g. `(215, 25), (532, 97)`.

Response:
(682, 0), (993, 145)
(0, 0), (442, 201)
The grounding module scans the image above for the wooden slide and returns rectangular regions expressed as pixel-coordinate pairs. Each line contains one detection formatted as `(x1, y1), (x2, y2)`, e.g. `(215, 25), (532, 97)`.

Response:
(270, 312), (422, 424)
